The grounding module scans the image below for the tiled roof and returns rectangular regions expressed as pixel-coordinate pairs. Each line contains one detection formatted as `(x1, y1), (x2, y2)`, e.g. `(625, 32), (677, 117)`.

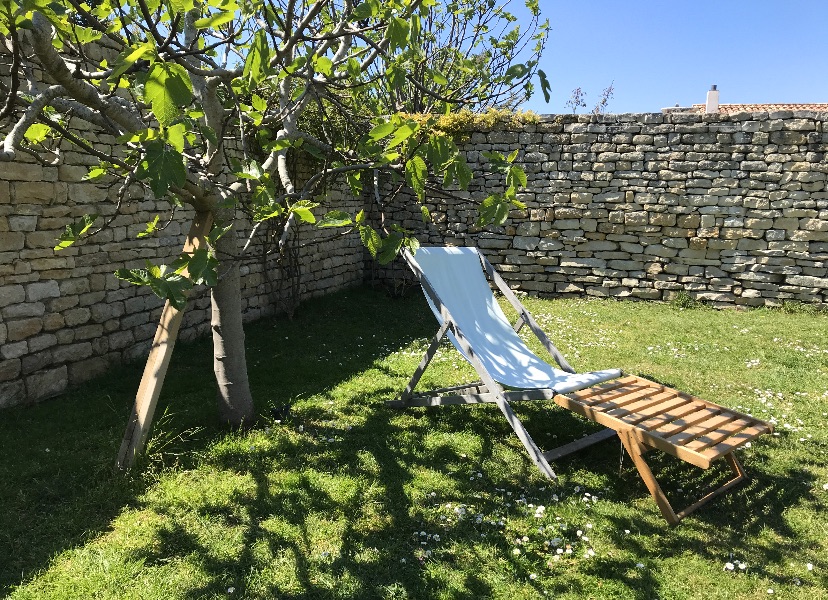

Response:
(689, 103), (828, 114)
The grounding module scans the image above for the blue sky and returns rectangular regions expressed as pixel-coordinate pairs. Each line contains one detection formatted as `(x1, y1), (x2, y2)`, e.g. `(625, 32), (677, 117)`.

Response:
(518, 0), (828, 114)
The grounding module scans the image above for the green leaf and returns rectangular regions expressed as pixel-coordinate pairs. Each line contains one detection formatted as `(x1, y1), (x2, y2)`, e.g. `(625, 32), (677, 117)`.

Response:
(251, 94), (267, 113)
(404, 236), (420, 254)
(118, 129), (157, 144)
(378, 233), (404, 264)
(538, 68), (551, 103)
(265, 138), (292, 153)
(476, 194), (511, 227)
(283, 56), (307, 75)
(351, 0), (378, 20)
(369, 122), (395, 141)
(54, 213), (98, 250)
(314, 55), (333, 77)
(346, 57), (361, 79)
(387, 123), (416, 150)
(193, 10), (235, 29)
(359, 224), (381, 257)
(137, 215), (160, 238)
(24, 123), (51, 144)
(387, 17), (410, 52)
(165, 123), (186, 153)
(109, 42), (154, 80)
(420, 205), (431, 223)
(346, 171), (362, 197)
(84, 167), (107, 181)
(504, 63), (529, 82)
(355, 209), (366, 226)
(289, 200), (318, 224)
(186, 247), (209, 280)
(430, 70), (448, 86)
(169, 0), (196, 14)
(244, 30), (270, 84)
(405, 156), (427, 202)
(145, 62), (193, 126)
(507, 164), (528, 190)
(318, 210), (353, 228)
(137, 139), (186, 198)
(115, 262), (193, 310)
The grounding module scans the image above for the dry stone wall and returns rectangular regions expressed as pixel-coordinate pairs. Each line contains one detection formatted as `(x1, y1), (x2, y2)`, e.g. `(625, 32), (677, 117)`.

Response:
(0, 144), (364, 408)
(384, 112), (828, 306)
(4, 110), (828, 408)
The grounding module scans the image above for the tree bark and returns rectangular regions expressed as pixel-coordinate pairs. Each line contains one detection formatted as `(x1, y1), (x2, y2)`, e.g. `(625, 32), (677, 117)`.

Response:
(211, 210), (255, 427)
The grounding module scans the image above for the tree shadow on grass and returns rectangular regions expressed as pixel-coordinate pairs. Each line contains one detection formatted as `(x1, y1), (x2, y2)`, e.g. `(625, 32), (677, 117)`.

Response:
(2, 286), (823, 599)
(0, 286), (433, 597)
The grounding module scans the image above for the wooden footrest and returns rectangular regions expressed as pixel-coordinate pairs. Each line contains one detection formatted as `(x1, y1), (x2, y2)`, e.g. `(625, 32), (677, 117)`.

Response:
(554, 375), (773, 469)
(551, 375), (774, 524)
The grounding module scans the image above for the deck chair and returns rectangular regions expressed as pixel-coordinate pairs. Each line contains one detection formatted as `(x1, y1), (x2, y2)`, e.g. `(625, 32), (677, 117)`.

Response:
(387, 246), (774, 525)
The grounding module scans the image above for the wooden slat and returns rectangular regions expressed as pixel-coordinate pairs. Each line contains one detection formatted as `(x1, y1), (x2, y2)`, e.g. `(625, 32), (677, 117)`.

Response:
(700, 423), (774, 460)
(566, 376), (638, 402)
(648, 406), (722, 438)
(682, 417), (754, 451)
(586, 385), (663, 412)
(635, 399), (706, 431)
(604, 389), (678, 420)
(581, 383), (652, 407)
(622, 395), (693, 426)
(632, 428), (715, 469)
(666, 412), (740, 447)
(543, 428), (617, 462)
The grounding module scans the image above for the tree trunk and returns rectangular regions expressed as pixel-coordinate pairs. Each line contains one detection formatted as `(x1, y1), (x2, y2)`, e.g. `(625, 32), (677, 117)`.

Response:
(211, 213), (255, 427)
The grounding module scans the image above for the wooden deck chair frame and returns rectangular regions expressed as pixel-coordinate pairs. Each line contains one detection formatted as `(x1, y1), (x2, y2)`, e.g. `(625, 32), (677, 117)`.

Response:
(386, 247), (617, 480)
(387, 247), (774, 525)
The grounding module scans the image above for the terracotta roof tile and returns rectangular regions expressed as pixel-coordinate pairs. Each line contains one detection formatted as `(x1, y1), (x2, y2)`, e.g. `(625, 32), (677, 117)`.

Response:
(689, 103), (828, 114)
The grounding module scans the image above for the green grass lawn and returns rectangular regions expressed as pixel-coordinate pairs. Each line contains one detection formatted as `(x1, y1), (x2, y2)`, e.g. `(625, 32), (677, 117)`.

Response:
(1, 286), (826, 599)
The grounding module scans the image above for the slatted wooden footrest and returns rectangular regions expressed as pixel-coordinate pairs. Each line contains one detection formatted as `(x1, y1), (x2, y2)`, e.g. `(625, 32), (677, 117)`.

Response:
(552, 375), (774, 524)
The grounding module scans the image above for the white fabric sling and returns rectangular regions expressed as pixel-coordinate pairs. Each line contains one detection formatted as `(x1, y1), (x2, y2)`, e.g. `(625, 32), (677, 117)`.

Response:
(408, 246), (620, 394)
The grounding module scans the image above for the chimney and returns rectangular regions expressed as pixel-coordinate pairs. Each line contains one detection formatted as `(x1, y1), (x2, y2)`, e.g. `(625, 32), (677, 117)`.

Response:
(705, 84), (719, 114)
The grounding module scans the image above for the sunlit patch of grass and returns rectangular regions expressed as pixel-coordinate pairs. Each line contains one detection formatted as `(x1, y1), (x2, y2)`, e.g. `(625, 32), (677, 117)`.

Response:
(2, 287), (827, 599)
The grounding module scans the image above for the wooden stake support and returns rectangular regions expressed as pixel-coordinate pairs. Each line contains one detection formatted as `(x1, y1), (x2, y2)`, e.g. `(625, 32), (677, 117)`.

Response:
(115, 212), (213, 471)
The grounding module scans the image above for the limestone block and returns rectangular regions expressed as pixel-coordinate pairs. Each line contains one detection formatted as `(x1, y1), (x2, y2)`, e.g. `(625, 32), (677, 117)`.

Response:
(513, 237), (540, 251)
(800, 218), (828, 231)
(9, 215), (37, 232)
(675, 214), (699, 228)
(52, 342), (93, 363)
(516, 221), (541, 237)
(0, 285), (25, 308)
(649, 213), (676, 226)
(59, 278), (91, 295)
(785, 275), (828, 288)
(0, 232), (25, 252)
(63, 307), (92, 327)
(26, 280), (60, 302)
(68, 357), (111, 385)
(663, 237), (689, 249)
(538, 239), (564, 251)
(708, 239), (738, 250)
(624, 212), (648, 226)
(2, 162), (44, 181)
(7, 318), (43, 342)
(770, 131), (807, 145)
(74, 324), (104, 340)
(25, 366), (68, 402)
(14, 182), (59, 206)
(608, 260), (644, 270)
(1, 340), (27, 360)
(28, 333), (57, 353)
(0, 381), (26, 408)
(3, 301), (45, 319)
